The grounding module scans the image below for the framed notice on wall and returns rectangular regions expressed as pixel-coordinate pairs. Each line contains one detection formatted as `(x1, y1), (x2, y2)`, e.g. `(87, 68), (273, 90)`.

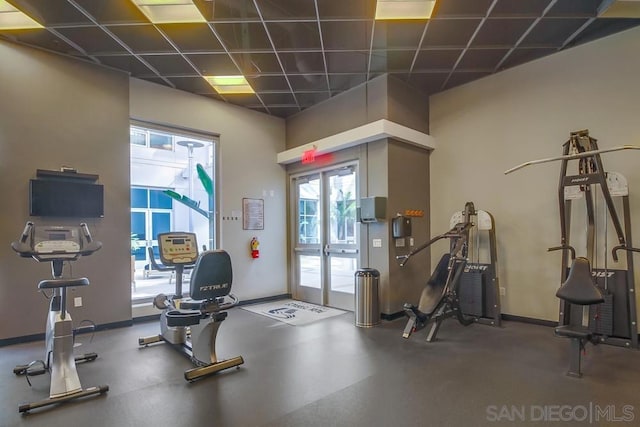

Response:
(243, 198), (264, 230)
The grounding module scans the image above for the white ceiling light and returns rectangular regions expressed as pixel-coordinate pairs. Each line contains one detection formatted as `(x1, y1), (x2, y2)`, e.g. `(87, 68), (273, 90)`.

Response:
(375, 0), (436, 20)
(203, 76), (255, 94)
(130, 0), (206, 24)
(0, 0), (43, 30)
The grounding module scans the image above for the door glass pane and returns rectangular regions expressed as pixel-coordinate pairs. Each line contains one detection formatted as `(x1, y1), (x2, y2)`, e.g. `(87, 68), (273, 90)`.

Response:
(131, 212), (147, 261)
(298, 178), (320, 245)
(131, 188), (147, 208)
(151, 212), (171, 238)
(328, 170), (356, 245)
(149, 189), (173, 209)
(299, 255), (321, 288)
(330, 257), (357, 294)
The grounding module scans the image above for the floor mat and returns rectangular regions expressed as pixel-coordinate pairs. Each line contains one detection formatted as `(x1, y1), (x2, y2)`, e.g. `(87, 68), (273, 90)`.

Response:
(241, 299), (347, 326)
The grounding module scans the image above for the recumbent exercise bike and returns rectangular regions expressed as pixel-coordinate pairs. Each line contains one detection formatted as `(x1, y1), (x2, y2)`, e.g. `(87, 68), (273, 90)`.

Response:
(138, 232), (244, 381)
(11, 222), (108, 413)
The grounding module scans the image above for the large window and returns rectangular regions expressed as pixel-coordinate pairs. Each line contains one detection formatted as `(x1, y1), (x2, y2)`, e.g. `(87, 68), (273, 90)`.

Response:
(130, 122), (216, 302)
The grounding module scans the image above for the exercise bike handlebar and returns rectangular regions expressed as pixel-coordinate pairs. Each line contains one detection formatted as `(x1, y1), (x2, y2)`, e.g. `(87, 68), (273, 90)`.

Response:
(396, 222), (473, 267)
(11, 221), (102, 260)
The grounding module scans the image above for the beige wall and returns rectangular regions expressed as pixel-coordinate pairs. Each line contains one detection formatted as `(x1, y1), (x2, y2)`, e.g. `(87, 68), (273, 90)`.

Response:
(0, 41), (287, 342)
(0, 41), (131, 340)
(285, 74), (429, 149)
(130, 79), (287, 302)
(429, 26), (640, 321)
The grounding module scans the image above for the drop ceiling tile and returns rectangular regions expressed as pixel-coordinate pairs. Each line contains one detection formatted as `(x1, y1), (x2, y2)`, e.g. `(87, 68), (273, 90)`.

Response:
(72, 0), (148, 24)
(568, 18), (640, 46)
(10, 0), (92, 26)
(185, 53), (240, 75)
(2, 29), (84, 56)
(280, 52), (326, 73)
(471, 18), (536, 47)
(208, 0), (259, 21)
(266, 21), (321, 50)
(169, 76), (217, 93)
(289, 74), (328, 91)
(546, 0), (601, 17)
(213, 22), (273, 51)
(317, 0), (375, 19)
(247, 75), (291, 91)
(326, 51), (368, 73)
(258, 92), (297, 105)
(95, 54), (156, 76)
(221, 93), (262, 106)
(413, 49), (464, 70)
(156, 23), (224, 52)
(329, 74), (366, 92)
(295, 91), (331, 107)
(491, 0), (554, 17)
(369, 50), (415, 73)
(373, 21), (426, 49)
(141, 55), (198, 76)
(232, 52), (282, 74)
(321, 20), (372, 50)
(55, 26), (128, 55)
(498, 47), (556, 69)
(521, 18), (590, 47)
(108, 24), (177, 53)
(256, 0), (317, 20)
(457, 48), (511, 70)
(422, 19), (483, 47)
(435, 0), (494, 18)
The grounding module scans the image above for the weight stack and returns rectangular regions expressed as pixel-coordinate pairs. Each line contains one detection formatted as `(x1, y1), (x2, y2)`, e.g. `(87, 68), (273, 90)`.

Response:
(459, 270), (484, 317)
(588, 292), (614, 336)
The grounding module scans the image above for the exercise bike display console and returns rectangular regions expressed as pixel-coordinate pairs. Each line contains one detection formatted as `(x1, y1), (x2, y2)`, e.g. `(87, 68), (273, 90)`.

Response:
(139, 232), (244, 381)
(11, 222), (108, 413)
(158, 233), (198, 265)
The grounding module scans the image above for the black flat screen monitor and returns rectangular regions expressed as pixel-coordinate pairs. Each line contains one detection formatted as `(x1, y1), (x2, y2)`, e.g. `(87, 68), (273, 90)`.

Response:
(30, 179), (104, 218)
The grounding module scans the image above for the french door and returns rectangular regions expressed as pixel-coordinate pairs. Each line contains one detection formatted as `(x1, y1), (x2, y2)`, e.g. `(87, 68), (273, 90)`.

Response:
(292, 163), (359, 311)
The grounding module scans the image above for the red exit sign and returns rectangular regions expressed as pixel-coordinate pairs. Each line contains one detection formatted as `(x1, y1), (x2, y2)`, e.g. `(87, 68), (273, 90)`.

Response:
(301, 148), (317, 164)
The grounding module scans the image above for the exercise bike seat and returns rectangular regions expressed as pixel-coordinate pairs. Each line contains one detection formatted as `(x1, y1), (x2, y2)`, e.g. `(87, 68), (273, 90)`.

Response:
(556, 257), (604, 305)
(38, 277), (89, 289)
(166, 309), (203, 327)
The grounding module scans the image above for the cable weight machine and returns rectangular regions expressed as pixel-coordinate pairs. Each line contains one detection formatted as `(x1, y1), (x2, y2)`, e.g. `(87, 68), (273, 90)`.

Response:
(551, 130), (638, 349)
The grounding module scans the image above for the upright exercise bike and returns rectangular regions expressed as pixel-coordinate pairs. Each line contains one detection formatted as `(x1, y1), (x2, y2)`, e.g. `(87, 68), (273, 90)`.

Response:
(11, 222), (108, 413)
(139, 232), (244, 381)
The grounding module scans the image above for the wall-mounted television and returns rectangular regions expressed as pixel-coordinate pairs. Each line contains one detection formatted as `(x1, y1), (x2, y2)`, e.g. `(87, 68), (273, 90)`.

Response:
(30, 179), (104, 218)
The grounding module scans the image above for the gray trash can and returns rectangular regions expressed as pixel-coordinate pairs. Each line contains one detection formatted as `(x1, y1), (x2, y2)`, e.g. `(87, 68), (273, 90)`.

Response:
(355, 268), (380, 327)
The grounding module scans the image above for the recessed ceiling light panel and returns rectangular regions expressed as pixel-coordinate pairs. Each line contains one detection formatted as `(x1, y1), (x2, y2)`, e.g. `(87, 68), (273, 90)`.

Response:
(131, 0), (206, 24)
(203, 76), (255, 94)
(0, 0), (43, 30)
(375, 0), (436, 20)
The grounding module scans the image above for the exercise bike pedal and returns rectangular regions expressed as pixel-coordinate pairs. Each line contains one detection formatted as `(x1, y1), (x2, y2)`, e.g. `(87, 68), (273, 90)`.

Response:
(14, 360), (47, 376)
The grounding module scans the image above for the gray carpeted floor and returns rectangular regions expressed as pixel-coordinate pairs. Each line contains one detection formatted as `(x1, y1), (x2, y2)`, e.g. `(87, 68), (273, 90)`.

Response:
(1, 307), (639, 427)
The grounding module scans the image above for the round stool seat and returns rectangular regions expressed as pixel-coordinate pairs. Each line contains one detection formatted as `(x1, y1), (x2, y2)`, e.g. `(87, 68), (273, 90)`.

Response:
(38, 277), (90, 290)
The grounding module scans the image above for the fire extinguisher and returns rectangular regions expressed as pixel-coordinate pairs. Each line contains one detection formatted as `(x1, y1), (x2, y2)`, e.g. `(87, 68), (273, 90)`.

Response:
(250, 237), (260, 259)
